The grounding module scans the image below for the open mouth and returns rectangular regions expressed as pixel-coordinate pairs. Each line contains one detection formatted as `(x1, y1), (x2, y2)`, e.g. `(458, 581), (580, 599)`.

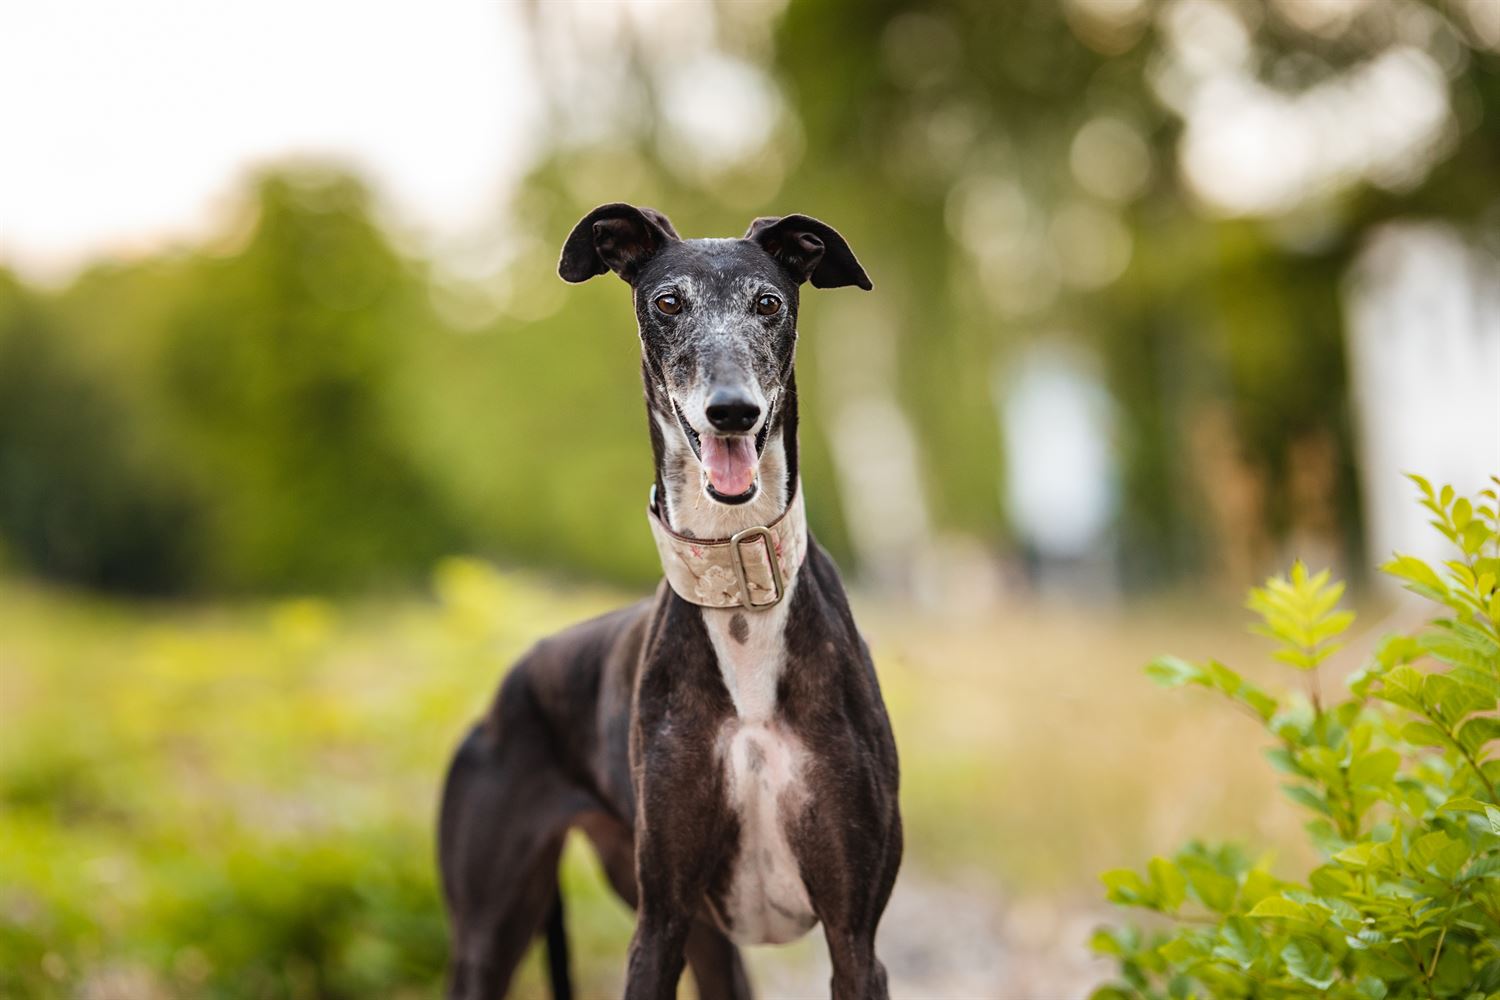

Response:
(671, 396), (774, 505)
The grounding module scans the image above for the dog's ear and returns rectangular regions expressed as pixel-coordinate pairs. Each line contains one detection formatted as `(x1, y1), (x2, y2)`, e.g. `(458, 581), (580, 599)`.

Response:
(744, 214), (872, 290)
(559, 203), (679, 284)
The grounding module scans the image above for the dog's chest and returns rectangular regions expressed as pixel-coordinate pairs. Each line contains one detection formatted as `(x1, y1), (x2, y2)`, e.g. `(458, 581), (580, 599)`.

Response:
(712, 719), (817, 945)
(701, 598), (818, 945)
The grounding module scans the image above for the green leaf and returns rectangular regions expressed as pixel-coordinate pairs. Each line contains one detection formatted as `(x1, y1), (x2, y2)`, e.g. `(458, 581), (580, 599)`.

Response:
(1401, 720), (1450, 748)
(1101, 868), (1148, 906)
(1240, 867), (1278, 909)
(1145, 655), (1202, 688)
(1436, 795), (1490, 814)
(1282, 784), (1332, 817)
(1461, 518), (1490, 555)
(1423, 626), (1500, 673)
(1201, 659), (1241, 692)
(1452, 497), (1473, 529)
(1410, 830), (1469, 879)
(1089, 928), (1126, 957)
(1449, 666), (1500, 700)
(1423, 672), (1495, 725)
(1247, 561), (1354, 672)
(1462, 856), (1500, 881)
(1183, 861), (1238, 913)
(1281, 936), (1336, 989)
(1381, 554), (1448, 598)
(1333, 842), (1377, 868)
(1157, 935), (1202, 964)
(1479, 957), (1500, 992)
(1247, 896), (1307, 920)
(1238, 686), (1278, 721)
(1264, 747), (1306, 776)
(1213, 917), (1264, 968)
(1311, 610), (1355, 643)
(1458, 715), (1500, 756)
(1348, 748), (1399, 789)
(1148, 856), (1186, 911)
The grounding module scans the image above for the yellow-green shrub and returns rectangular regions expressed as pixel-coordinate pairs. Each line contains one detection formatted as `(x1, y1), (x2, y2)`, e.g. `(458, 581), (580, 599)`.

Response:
(1093, 476), (1500, 998)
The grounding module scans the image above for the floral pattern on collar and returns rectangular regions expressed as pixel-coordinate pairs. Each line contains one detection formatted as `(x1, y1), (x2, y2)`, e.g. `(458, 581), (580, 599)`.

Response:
(647, 485), (807, 611)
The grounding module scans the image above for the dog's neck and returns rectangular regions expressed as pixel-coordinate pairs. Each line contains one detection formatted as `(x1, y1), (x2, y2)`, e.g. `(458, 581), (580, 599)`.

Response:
(645, 368), (803, 723)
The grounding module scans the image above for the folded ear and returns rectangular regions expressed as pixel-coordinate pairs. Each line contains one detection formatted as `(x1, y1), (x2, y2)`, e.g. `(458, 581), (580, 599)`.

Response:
(744, 214), (872, 290)
(559, 203), (680, 284)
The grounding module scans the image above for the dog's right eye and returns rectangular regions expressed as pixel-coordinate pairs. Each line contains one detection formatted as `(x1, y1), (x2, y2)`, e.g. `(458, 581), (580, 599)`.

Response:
(654, 294), (683, 316)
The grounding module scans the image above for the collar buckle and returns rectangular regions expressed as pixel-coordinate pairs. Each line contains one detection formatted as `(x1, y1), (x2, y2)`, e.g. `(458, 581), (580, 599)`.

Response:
(728, 525), (784, 610)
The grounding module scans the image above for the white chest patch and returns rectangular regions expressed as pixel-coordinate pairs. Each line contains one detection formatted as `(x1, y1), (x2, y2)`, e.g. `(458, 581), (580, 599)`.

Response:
(713, 720), (818, 945)
(701, 573), (816, 945)
(700, 572), (795, 721)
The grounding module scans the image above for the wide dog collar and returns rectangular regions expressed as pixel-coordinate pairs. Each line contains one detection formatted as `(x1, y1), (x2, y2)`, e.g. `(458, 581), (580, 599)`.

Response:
(647, 483), (807, 611)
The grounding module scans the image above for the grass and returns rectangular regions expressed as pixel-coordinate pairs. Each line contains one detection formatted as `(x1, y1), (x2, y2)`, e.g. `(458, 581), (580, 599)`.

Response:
(0, 564), (1352, 997)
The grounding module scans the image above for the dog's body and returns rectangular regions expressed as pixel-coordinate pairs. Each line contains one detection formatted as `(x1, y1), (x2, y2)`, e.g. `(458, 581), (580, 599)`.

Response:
(439, 206), (902, 1000)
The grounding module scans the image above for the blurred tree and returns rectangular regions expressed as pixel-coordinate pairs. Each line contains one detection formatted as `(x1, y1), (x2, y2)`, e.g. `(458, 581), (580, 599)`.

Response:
(151, 172), (459, 590)
(0, 271), (197, 590)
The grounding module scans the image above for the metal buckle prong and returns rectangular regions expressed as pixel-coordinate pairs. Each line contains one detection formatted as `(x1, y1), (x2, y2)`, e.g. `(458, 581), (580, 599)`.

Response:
(728, 525), (783, 611)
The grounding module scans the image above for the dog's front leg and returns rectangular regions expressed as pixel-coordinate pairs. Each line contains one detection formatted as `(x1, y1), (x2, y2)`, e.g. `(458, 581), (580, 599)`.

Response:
(824, 927), (888, 1000)
(623, 904), (692, 1000)
(624, 816), (734, 1000)
(797, 774), (901, 1000)
(624, 725), (738, 1000)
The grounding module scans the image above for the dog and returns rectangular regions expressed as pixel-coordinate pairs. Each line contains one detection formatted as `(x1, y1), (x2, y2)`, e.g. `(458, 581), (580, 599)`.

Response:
(438, 204), (902, 1000)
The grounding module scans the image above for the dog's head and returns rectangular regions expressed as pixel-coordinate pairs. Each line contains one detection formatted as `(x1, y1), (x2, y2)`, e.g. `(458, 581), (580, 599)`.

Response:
(559, 204), (870, 507)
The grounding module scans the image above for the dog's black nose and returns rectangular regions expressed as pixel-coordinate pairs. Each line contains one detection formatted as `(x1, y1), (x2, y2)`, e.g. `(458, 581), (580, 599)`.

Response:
(705, 390), (761, 433)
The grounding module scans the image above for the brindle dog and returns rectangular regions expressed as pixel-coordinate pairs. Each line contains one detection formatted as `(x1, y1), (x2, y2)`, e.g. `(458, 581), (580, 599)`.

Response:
(438, 204), (902, 1000)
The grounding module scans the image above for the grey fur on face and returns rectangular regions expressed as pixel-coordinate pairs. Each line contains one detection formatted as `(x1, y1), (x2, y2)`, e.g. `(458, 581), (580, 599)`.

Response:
(556, 204), (871, 514)
(635, 245), (799, 447)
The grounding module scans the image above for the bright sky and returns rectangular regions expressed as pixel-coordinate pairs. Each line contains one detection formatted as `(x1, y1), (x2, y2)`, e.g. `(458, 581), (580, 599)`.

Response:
(0, 0), (539, 283)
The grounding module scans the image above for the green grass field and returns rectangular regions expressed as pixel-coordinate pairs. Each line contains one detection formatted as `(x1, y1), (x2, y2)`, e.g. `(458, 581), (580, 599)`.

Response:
(0, 564), (1338, 997)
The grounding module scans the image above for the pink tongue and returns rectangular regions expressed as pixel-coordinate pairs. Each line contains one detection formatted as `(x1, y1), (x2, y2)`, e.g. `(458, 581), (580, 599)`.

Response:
(700, 435), (758, 496)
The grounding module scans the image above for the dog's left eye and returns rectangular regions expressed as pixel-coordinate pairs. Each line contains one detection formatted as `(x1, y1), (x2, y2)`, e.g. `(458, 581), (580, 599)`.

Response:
(654, 294), (683, 316)
(755, 294), (781, 316)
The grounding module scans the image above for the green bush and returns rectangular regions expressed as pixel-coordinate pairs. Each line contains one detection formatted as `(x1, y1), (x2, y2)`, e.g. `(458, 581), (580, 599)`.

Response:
(1092, 475), (1500, 999)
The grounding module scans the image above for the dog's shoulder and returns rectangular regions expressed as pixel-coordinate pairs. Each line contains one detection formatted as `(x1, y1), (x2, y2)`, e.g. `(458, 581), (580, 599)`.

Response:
(490, 597), (655, 747)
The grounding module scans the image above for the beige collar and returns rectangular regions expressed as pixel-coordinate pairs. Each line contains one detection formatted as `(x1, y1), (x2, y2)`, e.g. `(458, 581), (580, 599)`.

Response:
(647, 483), (807, 611)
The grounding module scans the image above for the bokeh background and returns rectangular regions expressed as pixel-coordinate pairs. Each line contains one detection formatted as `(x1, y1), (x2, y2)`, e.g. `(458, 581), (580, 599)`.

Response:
(2, 0), (1498, 996)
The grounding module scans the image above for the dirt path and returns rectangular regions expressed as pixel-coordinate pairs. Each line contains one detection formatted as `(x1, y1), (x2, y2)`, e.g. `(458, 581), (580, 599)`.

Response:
(748, 869), (1115, 999)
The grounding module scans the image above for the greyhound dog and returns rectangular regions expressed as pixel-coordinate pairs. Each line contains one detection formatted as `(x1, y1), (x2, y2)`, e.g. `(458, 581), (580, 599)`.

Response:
(438, 204), (902, 1000)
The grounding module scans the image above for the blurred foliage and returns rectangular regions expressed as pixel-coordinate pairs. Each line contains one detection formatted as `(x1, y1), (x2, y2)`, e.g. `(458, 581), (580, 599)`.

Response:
(1093, 477), (1500, 997)
(0, 564), (645, 998)
(1, 0), (1496, 596)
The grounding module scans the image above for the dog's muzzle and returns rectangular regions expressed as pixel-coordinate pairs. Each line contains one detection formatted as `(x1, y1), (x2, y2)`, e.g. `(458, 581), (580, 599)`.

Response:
(671, 393), (776, 505)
